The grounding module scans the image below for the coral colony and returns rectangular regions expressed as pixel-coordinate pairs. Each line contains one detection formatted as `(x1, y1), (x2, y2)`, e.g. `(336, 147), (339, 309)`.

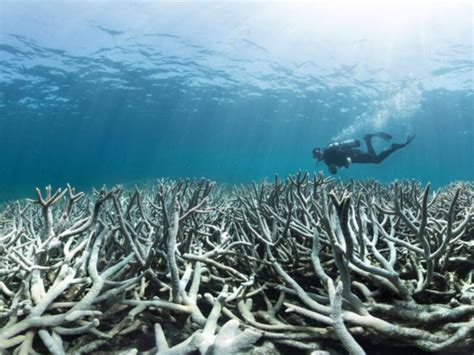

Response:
(0, 172), (472, 354)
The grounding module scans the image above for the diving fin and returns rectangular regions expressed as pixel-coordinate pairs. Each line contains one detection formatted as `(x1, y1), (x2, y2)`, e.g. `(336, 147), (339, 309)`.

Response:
(371, 132), (392, 141)
(405, 134), (416, 145)
(391, 135), (415, 149)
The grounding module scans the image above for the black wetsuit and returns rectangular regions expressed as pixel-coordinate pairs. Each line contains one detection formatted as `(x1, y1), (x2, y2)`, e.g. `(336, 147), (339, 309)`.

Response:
(317, 133), (415, 173)
(322, 146), (354, 168)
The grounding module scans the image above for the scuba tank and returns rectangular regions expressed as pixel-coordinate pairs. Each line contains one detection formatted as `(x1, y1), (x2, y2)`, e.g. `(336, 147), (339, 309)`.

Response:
(327, 139), (360, 150)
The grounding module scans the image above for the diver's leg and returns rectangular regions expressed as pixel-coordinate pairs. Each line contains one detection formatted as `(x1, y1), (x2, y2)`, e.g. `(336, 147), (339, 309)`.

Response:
(350, 151), (372, 164)
(363, 132), (397, 159)
(364, 132), (393, 155)
(363, 135), (377, 156)
(372, 135), (415, 163)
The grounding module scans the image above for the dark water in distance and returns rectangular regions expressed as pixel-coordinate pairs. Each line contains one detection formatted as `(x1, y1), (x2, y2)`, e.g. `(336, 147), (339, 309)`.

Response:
(0, 2), (473, 201)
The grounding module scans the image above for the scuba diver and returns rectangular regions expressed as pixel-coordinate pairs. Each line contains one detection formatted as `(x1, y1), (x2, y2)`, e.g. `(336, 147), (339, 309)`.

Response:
(312, 132), (415, 174)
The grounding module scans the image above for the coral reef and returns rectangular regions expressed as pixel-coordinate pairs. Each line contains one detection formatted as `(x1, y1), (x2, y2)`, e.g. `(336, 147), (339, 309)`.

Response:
(0, 173), (472, 354)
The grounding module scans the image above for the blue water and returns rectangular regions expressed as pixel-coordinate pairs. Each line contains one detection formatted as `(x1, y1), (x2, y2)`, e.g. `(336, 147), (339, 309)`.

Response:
(0, 1), (473, 200)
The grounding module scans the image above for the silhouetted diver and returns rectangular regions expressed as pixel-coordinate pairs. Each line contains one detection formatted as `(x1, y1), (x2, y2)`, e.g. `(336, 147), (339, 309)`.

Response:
(312, 132), (415, 174)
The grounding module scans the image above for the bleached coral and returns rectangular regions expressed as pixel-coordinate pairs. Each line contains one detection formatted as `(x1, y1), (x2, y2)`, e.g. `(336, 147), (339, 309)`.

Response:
(0, 174), (472, 354)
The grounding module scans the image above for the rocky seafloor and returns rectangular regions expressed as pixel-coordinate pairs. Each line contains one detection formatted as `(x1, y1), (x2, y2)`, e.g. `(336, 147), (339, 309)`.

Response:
(0, 173), (472, 354)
